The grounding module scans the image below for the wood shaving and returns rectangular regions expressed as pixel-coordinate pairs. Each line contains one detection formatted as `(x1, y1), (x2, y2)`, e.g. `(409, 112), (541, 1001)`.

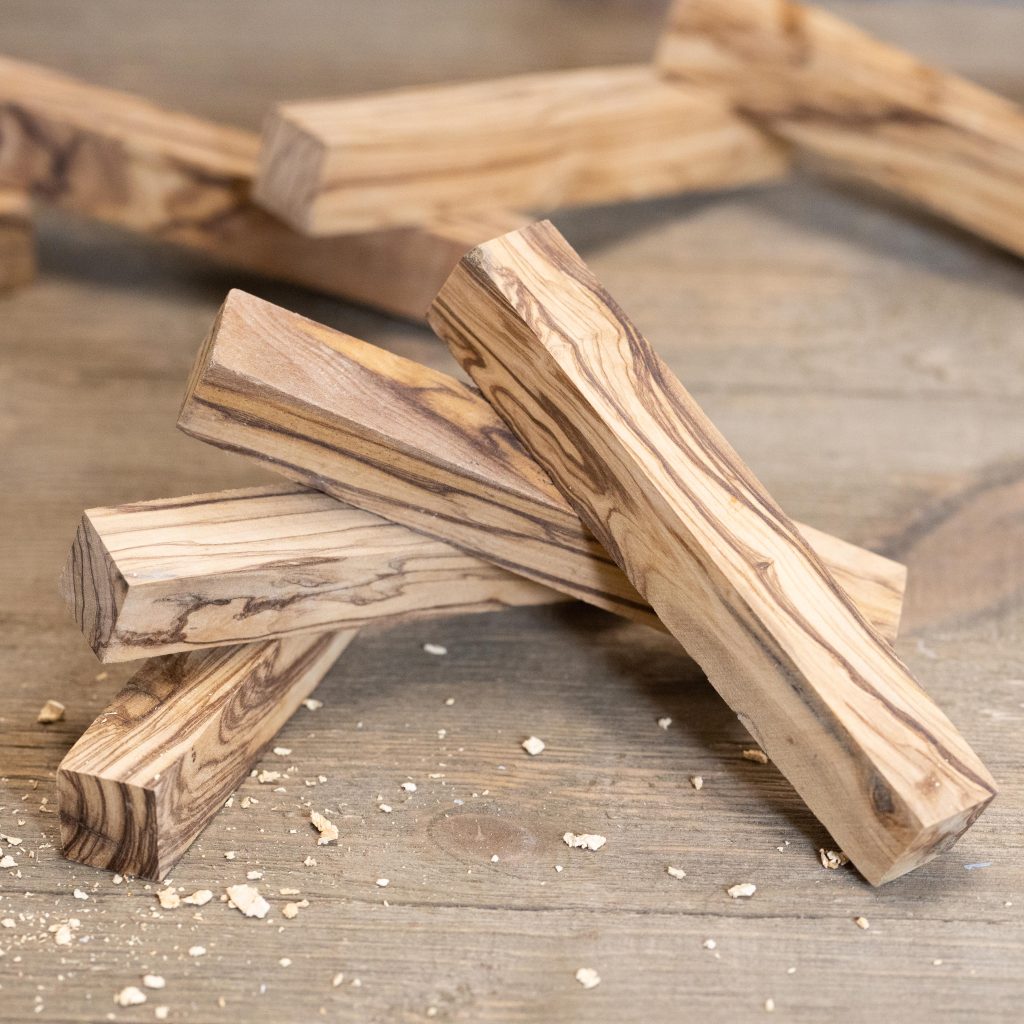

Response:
(563, 832), (606, 851)
(302, 698), (323, 711)
(575, 967), (601, 989)
(521, 736), (545, 756)
(156, 888), (180, 909)
(666, 866), (686, 879)
(183, 889), (213, 906)
(226, 884), (270, 919)
(727, 882), (757, 898)
(115, 986), (147, 1007)
(854, 915), (870, 930)
(311, 810), (339, 844)
(657, 717), (672, 730)
(689, 776), (704, 790)
(142, 975), (166, 990)
(188, 946), (206, 957)
(742, 748), (769, 764)
(819, 848), (849, 870)
(37, 699), (65, 724)
(423, 643), (447, 655)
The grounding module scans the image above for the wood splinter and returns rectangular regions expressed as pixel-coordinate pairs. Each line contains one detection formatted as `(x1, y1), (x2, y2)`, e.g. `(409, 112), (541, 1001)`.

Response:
(427, 219), (995, 885)
(60, 484), (566, 663)
(177, 289), (906, 645)
(657, 0), (1024, 258)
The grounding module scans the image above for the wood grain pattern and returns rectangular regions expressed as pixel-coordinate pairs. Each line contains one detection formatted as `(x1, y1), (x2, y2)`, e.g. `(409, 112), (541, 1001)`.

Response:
(60, 483), (566, 663)
(254, 64), (790, 235)
(0, 54), (525, 319)
(58, 630), (356, 881)
(0, 186), (33, 290)
(177, 289), (906, 646)
(656, 0), (1024, 258)
(427, 219), (996, 886)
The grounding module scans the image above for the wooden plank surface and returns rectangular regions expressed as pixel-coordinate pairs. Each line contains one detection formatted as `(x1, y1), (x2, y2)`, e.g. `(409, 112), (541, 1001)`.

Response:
(0, 2), (1022, 1022)
(0, 186), (34, 291)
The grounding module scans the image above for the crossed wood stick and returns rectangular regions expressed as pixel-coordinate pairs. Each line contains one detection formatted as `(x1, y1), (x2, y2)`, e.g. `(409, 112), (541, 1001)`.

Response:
(46, 0), (1015, 884)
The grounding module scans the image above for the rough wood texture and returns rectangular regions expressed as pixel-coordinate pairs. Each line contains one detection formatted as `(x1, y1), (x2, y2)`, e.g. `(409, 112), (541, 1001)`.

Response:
(58, 630), (355, 881)
(3, 3), (1022, 1020)
(0, 186), (33, 290)
(0, 54), (526, 318)
(177, 289), (906, 645)
(657, 0), (1024, 258)
(60, 484), (565, 662)
(428, 220), (996, 885)
(254, 64), (790, 235)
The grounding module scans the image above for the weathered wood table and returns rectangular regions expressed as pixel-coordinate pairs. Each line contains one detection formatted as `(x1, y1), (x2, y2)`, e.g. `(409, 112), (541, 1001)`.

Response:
(1, 2), (1021, 1021)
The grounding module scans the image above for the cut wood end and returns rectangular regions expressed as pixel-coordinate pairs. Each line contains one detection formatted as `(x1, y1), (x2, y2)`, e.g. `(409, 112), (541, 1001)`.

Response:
(252, 109), (329, 234)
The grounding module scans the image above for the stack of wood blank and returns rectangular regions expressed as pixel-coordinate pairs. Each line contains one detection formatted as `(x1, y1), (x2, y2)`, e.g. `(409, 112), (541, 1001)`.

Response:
(52, 0), (1020, 884)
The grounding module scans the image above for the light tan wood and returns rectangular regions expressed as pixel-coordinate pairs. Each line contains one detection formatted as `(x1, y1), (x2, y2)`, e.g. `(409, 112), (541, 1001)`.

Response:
(58, 630), (356, 881)
(177, 289), (907, 646)
(0, 54), (526, 319)
(60, 483), (566, 663)
(254, 64), (790, 235)
(0, 187), (33, 290)
(428, 219), (996, 886)
(657, 0), (1024, 258)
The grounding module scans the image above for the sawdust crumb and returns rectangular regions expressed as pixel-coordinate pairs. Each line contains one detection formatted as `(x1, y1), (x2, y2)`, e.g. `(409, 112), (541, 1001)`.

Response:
(765, 997), (775, 1012)
(246, 870), (263, 881)
(302, 698), (323, 711)
(303, 856), (317, 867)
(155, 1008), (169, 1021)
(401, 782), (417, 792)
(279, 957), (292, 967)
(575, 967), (601, 989)
(37, 700), (65, 724)
(854, 916), (870, 930)
(310, 810), (338, 845)
(183, 889), (213, 906)
(226, 884), (270, 919)
(522, 736), (545, 756)
(444, 697), (455, 706)
(273, 747), (291, 756)
(282, 900), (309, 919)
(657, 717), (672, 730)
(379, 804), (392, 813)
(115, 986), (147, 1007)
(819, 848), (849, 870)
(142, 975), (165, 990)
(375, 878), (389, 887)
(224, 851), (236, 860)
(666, 866), (686, 880)
(189, 946), (206, 957)
(703, 938), (716, 950)
(563, 832), (606, 851)
(257, 770), (281, 784)
(727, 882), (757, 899)
(156, 889), (180, 910)
(332, 973), (345, 988)
(423, 643), (447, 656)
(689, 776), (704, 790)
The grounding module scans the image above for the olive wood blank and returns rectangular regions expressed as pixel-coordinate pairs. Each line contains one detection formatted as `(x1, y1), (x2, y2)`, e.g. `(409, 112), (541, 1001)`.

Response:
(656, 0), (1024, 258)
(177, 289), (906, 645)
(0, 187), (34, 291)
(0, 54), (524, 319)
(58, 630), (355, 881)
(427, 220), (996, 885)
(60, 483), (566, 663)
(254, 64), (790, 235)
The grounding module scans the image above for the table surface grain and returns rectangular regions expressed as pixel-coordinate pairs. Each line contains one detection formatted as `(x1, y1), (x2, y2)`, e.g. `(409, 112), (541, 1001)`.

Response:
(1, 2), (1022, 1022)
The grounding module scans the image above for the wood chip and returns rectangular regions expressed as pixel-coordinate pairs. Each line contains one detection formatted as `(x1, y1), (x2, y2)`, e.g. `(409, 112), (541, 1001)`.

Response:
(423, 643), (447, 655)
(183, 889), (213, 906)
(522, 736), (546, 756)
(666, 865), (686, 879)
(575, 967), (601, 989)
(156, 888), (180, 909)
(819, 848), (850, 870)
(310, 810), (339, 845)
(563, 832), (606, 851)
(114, 987), (147, 1007)
(657, 717), (672, 730)
(854, 915), (870, 930)
(142, 975), (166, 990)
(37, 699), (66, 724)
(727, 882), (757, 898)
(742, 748), (769, 764)
(689, 776), (704, 790)
(226, 884), (270, 919)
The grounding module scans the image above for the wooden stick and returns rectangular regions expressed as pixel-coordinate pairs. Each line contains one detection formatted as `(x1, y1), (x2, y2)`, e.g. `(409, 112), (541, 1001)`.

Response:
(427, 220), (995, 885)
(254, 64), (790, 235)
(58, 630), (355, 881)
(60, 483), (566, 663)
(0, 55), (525, 319)
(656, 0), (1024, 257)
(0, 187), (34, 291)
(177, 289), (906, 645)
